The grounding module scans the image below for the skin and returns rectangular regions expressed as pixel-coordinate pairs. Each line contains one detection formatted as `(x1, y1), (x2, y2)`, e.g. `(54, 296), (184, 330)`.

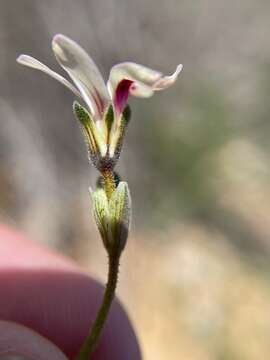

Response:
(0, 225), (142, 360)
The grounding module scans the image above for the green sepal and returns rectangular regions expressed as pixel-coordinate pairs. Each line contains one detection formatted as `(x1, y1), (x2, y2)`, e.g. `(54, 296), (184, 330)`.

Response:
(109, 181), (131, 253)
(122, 104), (131, 125)
(90, 187), (111, 251)
(73, 101), (92, 127)
(73, 101), (107, 158)
(104, 104), (114, 137)
(109, 105), (131, 158)
(73, 101), (97, 155)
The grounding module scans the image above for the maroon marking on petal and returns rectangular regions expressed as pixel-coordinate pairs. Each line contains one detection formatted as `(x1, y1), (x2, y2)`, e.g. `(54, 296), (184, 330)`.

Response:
(114, 79), (133, 115)
(93, 87), (106, 119)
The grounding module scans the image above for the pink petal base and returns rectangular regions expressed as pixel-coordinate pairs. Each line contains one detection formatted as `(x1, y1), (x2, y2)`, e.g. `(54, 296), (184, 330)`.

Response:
(114, 79), (133, 115)
(0, 320), (67, 360)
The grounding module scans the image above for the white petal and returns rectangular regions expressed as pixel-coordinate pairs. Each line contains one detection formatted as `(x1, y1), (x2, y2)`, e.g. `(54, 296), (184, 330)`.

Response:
(52, 34), (110, 119)
(153, 64), (183, 90)
(107, 62), (163, 99)
(107, 62), (183, 105)
(16, 54), (81, 98)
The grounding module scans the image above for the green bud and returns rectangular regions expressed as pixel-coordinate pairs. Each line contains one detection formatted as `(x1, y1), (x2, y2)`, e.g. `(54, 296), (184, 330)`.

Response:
(90, 182), (131, 255)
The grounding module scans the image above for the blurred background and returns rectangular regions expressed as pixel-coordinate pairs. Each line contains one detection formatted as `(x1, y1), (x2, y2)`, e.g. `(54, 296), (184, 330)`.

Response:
(1, 0), (270, 359)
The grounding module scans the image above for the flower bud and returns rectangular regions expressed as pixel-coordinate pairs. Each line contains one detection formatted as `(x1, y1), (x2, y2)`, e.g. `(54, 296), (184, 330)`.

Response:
(91, 182), (131, 255)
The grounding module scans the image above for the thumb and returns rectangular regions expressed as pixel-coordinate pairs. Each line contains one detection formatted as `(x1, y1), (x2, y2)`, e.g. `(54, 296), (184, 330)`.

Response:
(0, 225), (141, 360)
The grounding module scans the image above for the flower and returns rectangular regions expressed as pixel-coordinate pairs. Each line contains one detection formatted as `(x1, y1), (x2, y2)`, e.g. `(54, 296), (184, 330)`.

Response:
(17, 34), (182, 170)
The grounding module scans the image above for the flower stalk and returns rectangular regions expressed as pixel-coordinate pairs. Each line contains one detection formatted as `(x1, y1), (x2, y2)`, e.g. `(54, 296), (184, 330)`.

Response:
(75, 253), (120, 360)
(101, 169), (116, 199)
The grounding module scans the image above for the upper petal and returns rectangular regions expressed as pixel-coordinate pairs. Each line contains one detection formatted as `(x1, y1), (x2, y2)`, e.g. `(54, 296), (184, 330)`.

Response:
(107, 62), (183, 112)
(153, 64), (183, 90)
(107, 62), (163, 99)
(52, 34), (110, 119)
(16, 54), (81, 98)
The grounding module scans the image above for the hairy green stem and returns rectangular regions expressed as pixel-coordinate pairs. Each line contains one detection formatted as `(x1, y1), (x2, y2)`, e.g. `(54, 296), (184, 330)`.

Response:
(102, 169), (115, 199)
(75, 254), (120, 360)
